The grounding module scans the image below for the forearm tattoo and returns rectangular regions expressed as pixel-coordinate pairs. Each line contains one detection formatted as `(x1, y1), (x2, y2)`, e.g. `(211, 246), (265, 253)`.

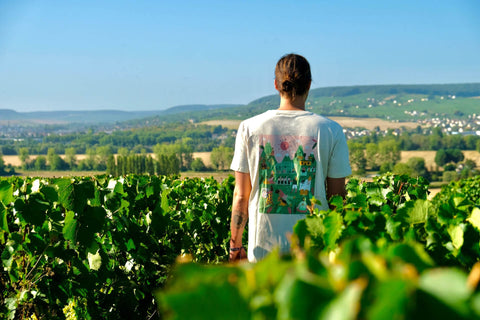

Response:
(232, 210), (246, 229)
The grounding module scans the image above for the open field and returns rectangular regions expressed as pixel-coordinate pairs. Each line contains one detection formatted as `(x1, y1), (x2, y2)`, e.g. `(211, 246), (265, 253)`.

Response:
(192, 151), (212, 167)
(201, 117), (422, 131)
(329, 117), (421, 130)
(2, 154), (89, 167)
(200, 119), (242, 130)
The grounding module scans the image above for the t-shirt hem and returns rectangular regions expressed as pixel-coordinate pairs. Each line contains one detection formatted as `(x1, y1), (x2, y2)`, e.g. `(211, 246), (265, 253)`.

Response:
(327, 169), (352, 179)
(230, 165), (249, 173)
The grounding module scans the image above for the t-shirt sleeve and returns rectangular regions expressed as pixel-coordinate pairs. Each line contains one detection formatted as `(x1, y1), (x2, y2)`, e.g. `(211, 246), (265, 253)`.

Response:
(327, 129), (352, 178)
(230, 121), (250, 173)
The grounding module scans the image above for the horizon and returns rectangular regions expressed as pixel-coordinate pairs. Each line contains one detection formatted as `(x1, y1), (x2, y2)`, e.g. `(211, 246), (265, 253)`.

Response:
(1, 1), (480, 112)
(1, 81), (478, 113)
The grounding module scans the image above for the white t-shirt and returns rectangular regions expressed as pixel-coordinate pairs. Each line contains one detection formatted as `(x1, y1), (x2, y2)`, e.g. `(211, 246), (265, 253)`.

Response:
(230, 110), (351, 262)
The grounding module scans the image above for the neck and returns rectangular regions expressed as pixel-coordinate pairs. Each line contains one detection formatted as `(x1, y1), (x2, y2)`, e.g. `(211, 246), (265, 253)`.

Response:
(278, 95), (307, 111)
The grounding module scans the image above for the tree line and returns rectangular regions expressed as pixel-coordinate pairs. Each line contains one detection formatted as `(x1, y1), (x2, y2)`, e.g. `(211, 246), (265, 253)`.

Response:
(350, 127), (480, 151)
(1, 143), (235, 176)
(2, 119), (480, 180)
(2, 124), (479, 158)
(348, 137), (479, 182)
(0, 122), (235, 156)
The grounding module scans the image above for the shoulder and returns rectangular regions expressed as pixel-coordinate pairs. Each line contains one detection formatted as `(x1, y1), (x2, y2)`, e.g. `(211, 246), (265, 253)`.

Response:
(246, 110), (275, 122)
(238, 110), (275, 129)
(309, 113), (345, 131)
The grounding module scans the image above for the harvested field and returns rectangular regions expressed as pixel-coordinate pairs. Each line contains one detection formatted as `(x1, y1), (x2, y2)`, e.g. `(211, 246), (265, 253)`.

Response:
(3, 155), (23, 167)
(200, 120), (241, 130)
(329, 117), (420, 130)
(400, 151), (437, 171)
(463, 150), (480, 166)
(2, 154), (88, 167)
(192, 152), (212, 167)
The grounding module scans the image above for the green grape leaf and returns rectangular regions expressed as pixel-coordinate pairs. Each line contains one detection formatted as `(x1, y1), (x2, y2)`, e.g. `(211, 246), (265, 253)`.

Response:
(126, 238), (136, 251)
(419, 268), (472, 317)
(156, 263), (250, 320)
(323, 211), (344, 250)
(467, 207), (480, 231)
(275, 272), (334, 320)
(40, 185), (58, 202)
(320, 279), (366, 320)
(406, 199), (430, 225)
(386, 243), (434, 272)
(0, 180), (13, 205)
(73, 181), (95, 213)
(161, 188), (171, 214)
(366, 279), (413, 320)
(329, 195), (344, 210)
(63, 211), (77, 242)
(344, 209), (361, 224)
(386, 216), (402, 241)
(447, 224), (465, 250)
(20, 194), (48, 226)
(471, 292), (480, 317)
(0, 203), (8, 233)
(87, 250), (102, 271)
(146, 185), (155, 198)
(54, 178), (74, 210)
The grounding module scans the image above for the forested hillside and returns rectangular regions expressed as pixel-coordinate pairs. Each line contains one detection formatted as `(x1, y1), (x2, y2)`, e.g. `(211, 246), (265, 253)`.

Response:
(224, 83), (480, 122)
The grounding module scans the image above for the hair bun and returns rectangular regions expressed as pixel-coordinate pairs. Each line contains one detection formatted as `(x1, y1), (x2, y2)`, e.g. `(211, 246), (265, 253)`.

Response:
(282, 80), (293, 92)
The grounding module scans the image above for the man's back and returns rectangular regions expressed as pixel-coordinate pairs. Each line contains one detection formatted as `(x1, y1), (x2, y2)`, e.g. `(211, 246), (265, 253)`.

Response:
(231, 109), (351, 261)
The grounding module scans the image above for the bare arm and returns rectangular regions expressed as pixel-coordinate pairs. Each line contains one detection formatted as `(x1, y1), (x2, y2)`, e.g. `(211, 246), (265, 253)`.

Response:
(326, 177), (346, 207)
(229, 171), (251, 262)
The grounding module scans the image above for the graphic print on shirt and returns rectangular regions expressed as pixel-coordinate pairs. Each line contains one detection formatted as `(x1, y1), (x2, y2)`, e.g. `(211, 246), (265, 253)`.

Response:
(258, 135), (317, 214)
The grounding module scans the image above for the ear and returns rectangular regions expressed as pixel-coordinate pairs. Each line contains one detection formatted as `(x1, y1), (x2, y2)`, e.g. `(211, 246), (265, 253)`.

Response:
(274, 79), (279, 91)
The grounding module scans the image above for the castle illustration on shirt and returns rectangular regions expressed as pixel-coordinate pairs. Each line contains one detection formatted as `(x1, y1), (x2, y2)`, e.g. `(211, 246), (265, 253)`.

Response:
(258, 135), (317, 214)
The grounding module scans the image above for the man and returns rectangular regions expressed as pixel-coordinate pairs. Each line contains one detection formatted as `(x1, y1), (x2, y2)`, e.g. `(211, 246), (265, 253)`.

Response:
(229, 54), (351, 262)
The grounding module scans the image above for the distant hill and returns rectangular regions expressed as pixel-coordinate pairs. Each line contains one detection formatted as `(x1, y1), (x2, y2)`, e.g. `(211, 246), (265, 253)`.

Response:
(310, 83), (480, 98)
(1, 84), (479, 125)
(241, 83), (480, 121)
(0, 104), (240, 124)
(247, 83), (480, 104)
(161, 104), (241, 115)
(0, 109), (157, 123)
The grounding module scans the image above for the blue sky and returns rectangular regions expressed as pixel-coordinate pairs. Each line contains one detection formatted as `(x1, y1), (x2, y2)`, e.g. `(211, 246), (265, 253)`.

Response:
(0, 0), (479, 111)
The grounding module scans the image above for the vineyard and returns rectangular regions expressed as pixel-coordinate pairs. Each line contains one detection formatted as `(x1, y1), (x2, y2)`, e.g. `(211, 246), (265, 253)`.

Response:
(0, 175), (234, 319)
(1, 174), (480, 319)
